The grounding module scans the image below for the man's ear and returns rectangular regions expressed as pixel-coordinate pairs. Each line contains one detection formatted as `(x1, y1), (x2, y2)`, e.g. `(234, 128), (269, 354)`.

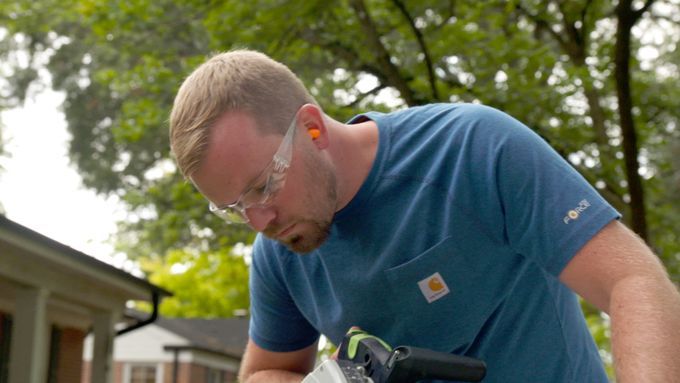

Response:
(298, 104), (329, 149)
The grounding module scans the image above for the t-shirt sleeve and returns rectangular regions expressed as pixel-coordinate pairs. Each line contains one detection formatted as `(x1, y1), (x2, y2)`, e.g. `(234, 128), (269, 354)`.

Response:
(248, 235), (320, 352)
(469, 105), (621, 276)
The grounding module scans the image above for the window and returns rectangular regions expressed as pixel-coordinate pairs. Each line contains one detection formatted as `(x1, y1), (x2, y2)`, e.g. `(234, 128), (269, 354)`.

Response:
(127, 365), (157, 383)
(46, 326), (62, 383)
(224, 370), (237, 383)
(208, 367), (242, 383)
(206, 368), (224, 383)
(0, 313), (12, 383)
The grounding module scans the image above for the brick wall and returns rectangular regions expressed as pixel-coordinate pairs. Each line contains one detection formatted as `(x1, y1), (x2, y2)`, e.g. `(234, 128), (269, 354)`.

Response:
(57, 328), (85, 383)
(190, 364), (206, 383)
(162, 362), (191, 383)
(113, 361), (123, 383)
(178, 361), (190, 383)
(164, 362), (210, 383)
(80, 358), (123, 383)
(163, 363), (177, 383)
(80, 361), (91, 383)
(225, 369), (238, 383)
(86, 359), (238, 383)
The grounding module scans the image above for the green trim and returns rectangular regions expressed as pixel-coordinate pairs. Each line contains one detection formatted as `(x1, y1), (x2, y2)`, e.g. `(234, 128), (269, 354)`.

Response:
(346, 329), (392, 359)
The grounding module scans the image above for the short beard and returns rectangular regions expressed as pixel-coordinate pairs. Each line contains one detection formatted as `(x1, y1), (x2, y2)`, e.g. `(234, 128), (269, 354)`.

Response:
(283, 219), (332, 254)
(268, 146), (337, 253)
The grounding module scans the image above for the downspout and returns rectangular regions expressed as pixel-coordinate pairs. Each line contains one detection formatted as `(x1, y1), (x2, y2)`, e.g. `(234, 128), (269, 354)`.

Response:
(172, 348), (180, 383)
(116, 291), (161, 336)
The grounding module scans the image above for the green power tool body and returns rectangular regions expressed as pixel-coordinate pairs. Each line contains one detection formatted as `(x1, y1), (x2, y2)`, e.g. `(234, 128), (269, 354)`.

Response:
(303, 328), (487, 383)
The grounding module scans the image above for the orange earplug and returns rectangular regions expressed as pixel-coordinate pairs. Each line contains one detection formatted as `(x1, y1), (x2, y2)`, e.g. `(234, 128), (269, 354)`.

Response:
(308, 128), (321, 139)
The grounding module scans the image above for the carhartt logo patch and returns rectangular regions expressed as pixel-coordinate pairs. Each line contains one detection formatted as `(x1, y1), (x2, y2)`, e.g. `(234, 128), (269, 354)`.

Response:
(418, 272), (450, 303)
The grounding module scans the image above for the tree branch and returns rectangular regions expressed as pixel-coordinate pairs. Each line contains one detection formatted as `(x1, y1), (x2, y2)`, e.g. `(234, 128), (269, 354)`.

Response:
(390, 0), (440, 101)
(615, 0), (649, 239)
(520, 3), (609, 148)
(633, 0), (657, 21)
(580, 0), (595, 38)
(345, 84), (387, 108)
(299, 30), (391, 87)
(515, 4), (568, 52)
(348, 0), (418, 106)
(555, 1), (589, 60)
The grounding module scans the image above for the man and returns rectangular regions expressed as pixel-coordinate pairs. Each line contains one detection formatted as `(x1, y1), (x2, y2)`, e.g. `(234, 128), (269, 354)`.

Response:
(169, 50), (680, 382)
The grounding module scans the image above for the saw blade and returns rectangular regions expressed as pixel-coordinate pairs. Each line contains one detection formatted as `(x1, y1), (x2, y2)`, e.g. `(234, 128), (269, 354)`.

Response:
(339, 365), (374, 383)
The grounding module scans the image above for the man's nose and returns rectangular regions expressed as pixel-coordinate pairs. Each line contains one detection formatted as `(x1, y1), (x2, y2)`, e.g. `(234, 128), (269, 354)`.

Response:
(245, 205), (276, 232)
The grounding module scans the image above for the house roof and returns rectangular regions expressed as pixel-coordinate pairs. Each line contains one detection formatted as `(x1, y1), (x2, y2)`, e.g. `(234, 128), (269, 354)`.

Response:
(157, 316), (250, 359)
(0, 214), (172, 300)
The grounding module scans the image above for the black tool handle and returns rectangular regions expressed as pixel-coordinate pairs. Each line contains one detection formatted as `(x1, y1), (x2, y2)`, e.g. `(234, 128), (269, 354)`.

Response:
(385, 346), (486, 382)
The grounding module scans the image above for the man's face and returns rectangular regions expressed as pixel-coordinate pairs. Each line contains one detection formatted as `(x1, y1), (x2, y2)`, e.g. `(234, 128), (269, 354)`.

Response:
(262, 145), (337, 253)
(191, 110), (337, 253)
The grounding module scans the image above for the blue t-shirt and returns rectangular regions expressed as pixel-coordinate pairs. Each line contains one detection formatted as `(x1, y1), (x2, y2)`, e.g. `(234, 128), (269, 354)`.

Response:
(249, 103), (619, 382)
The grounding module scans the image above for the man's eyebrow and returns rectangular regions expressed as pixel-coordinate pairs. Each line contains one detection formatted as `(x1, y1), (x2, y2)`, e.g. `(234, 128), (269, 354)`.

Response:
(236, 158), (273, 197)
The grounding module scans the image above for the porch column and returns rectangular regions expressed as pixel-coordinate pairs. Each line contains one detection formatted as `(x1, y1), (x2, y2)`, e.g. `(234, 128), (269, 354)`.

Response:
(8, 287), (50, 383)
(90, 309), (120, 383)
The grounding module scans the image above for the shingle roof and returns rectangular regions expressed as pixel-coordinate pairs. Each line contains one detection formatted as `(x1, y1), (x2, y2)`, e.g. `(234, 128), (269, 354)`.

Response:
(156, 316), (250, 359)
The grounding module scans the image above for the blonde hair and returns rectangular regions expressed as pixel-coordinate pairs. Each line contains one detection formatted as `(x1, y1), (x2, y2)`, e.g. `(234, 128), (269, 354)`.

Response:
(169, 50), (317, 177)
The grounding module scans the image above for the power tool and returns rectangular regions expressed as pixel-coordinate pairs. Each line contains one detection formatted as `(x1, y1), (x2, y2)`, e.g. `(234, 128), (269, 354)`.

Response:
(303, 327), (487, 383)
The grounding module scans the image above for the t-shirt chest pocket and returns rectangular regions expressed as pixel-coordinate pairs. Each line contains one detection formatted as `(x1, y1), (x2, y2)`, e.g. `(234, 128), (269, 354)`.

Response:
(382, 236), (503, 353)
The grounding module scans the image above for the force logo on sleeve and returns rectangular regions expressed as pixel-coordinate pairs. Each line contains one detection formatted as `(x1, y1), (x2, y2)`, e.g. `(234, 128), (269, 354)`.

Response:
(563, 199), (591, 225)
(418, 272), (450, 303)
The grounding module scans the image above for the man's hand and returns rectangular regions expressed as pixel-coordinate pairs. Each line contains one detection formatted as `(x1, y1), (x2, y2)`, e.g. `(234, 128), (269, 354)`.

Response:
(560, 220), (680, 382)
(238, 339), (318, 383)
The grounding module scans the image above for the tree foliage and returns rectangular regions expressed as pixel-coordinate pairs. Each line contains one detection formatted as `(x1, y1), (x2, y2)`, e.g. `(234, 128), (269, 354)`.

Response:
(141, 246), (251, 317)
(1, 0), (679, 373)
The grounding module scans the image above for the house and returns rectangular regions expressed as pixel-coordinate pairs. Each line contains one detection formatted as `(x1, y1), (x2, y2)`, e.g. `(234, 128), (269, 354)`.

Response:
(83, 311), (249, 383)
(0, 215), (171, 383)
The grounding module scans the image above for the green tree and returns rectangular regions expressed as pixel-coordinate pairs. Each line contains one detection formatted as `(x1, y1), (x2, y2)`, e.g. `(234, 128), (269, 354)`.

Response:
(1, 1), (679, 375)
(141, 246), (250, 317)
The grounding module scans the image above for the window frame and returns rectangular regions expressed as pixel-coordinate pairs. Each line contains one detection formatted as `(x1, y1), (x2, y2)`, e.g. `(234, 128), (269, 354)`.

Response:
(123, 362), (164, 383)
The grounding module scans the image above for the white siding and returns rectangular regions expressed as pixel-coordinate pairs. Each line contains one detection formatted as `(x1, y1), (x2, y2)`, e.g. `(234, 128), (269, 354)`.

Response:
(83, 323), (190, 363)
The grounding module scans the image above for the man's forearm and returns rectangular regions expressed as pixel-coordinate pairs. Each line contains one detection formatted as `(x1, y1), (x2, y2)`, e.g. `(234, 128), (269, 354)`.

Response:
(241, 369), (306, 383)
(610, 274), (680, 382)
